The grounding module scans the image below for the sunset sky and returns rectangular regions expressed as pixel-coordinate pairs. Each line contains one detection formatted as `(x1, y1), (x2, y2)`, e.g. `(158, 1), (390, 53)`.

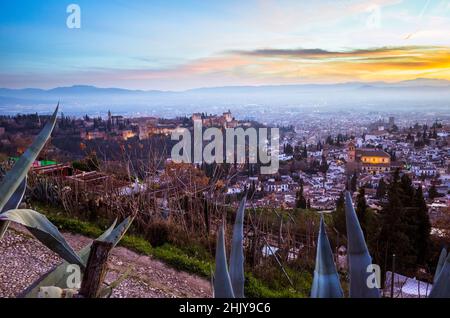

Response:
(1, 0), (450, 90)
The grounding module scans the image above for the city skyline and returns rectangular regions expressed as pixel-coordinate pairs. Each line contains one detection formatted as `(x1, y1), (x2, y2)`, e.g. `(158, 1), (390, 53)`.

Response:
(1, 0), (450, 90)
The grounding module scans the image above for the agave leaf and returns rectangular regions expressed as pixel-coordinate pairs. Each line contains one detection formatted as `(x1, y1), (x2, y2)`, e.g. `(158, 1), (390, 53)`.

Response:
(0, 105), (58, 239)
(229, 195), (246, 298)
(311, 217), (343, 298)
(214, 224), (235, 298)
(429, 252), (450, 298)
(98, 266), (133, 298)
(101, 215), (135, 248)
(345, 191), (380, 298)
(0, 209), (84, 268)
(0, 175), (27, 214)
(433, 247), (448, 284)
(0, 176), (27, 238)
(20, 218), (122, 298)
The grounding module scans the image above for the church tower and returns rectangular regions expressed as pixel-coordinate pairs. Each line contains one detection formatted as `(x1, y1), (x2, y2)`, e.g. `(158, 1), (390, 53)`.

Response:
(348, 141), (356, 162)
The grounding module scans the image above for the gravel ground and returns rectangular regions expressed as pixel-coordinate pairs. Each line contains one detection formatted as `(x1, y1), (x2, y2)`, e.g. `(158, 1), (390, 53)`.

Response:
(0, 224), (211, 298)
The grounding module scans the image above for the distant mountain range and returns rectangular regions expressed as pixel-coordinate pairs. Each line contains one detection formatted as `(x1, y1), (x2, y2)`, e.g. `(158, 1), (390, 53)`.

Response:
(1, 78), (449, 97)
(0, 78), (449, 116)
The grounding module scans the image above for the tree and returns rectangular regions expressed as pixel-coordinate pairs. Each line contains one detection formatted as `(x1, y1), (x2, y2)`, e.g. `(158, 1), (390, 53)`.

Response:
(350, 172), (358, 192)
(399, 174), (415, 205)
(326, 135), (334, 145)
(302, 145), (308, 159)
(376, 178), (387, 199)
(356, 187), (368, 237)
(316, 141), (322, 151)
(432, 129), (438, 139)
(285, 143), (294, 156)
(375, 180), (416, 275)
(413, 186), (431, 264)
(319, 154), (329, 175)
(296, 184), (307, 209)
(332, 192), (346, 235)
(428, 184), (439, 200)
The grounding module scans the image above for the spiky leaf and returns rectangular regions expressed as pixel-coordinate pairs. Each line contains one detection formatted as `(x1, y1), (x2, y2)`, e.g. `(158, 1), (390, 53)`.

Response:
(345, 191), (380, 298)
(0, 209), (84, 268)
(0, 176), (27, 238)
(214, 224), (235, 298)
(229, 195), (246, 298)
(98, 266), (133, 298)
(311, 217), (343, 298)
(101, 216), (135, 249)
(433, 247), (448, 284)
(0, 176), (27, 214)
(0, 105), (58, 238)
(429, 251), (450, 298)
(20, 217), (131, 298)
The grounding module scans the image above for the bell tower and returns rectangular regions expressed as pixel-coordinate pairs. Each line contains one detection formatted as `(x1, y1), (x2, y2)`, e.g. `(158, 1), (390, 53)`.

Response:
(348, 141), (356, 162)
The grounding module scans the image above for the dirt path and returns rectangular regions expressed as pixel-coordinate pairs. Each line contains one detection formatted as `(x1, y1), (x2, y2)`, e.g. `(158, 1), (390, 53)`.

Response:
(0, 224), (211, 298)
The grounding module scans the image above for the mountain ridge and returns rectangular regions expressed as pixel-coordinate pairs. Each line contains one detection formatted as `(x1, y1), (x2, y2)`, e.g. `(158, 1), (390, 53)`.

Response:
(1, 78), (449, 95)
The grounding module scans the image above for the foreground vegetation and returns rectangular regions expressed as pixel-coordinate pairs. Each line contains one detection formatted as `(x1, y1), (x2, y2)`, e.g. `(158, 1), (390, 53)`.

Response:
(36, 202), (307, 298)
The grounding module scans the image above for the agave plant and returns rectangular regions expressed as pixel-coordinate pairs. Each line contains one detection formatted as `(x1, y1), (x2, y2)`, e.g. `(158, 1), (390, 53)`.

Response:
(0, 104), (135, 298)
(345, 191), (380, 298)
(0, 106), (85, 267)
(213, 195), (246, 298)
(429, 247), (450, 298)
(0, 105), (58, 239)
(19, 215), (134, 298)
(311, 217), (343, 298)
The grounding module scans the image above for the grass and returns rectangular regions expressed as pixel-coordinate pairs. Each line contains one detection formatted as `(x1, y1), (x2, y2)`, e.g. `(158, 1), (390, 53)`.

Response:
(36, 203), (307, 298)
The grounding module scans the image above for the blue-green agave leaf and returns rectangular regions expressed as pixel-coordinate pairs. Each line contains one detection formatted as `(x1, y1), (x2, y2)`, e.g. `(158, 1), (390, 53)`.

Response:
(98, 266), (133, 298)
(229, 195), (246, 298)
(101, 216), (134, 248)
(20, 218), (119, 298)
(0, 176), (27, 214)
(345, 191), (380, 298)
(0, 105), (58, 239)
(429, 251), (450, 298)
(433, 248), (448, 284)
(311, 217), (343, 298)
(0, 209), (84, 268)
(214, 224), (235, 298)
(0, 176), (27, 238)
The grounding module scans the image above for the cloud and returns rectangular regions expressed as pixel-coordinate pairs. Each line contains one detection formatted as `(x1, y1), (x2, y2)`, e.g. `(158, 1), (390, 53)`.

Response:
(231, 46), (442, 58)
(3, 45), (450, 90)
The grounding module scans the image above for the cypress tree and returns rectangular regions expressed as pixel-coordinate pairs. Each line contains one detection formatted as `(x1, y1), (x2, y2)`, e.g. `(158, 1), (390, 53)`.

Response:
(413, 186), (431, 264)
(332, 192), (346, 235)
(376, 179), (416, 274)
(428, 184), (439, 200)
(356, 187), (368, 237)
(350, 172), (358, 192)
(296, 184), (307, 209)
(376, 178), (387, 199)
(400, 174), (415, 205)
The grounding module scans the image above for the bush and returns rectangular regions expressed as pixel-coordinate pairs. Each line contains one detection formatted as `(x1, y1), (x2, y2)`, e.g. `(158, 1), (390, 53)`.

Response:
(145, 221), (171, 247)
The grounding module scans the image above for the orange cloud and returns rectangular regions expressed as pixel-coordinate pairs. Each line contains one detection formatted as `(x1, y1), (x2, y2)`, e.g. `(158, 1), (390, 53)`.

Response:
(224, 45), (450, 83)
(10, 45), (447, 90)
